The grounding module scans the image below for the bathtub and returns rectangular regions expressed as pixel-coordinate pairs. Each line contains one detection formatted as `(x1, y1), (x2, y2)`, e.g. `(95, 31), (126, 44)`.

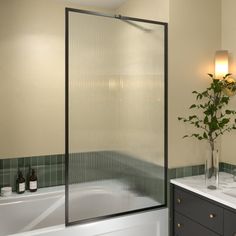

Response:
(0, 180), (168, 236)
(0, 186), (65, 236)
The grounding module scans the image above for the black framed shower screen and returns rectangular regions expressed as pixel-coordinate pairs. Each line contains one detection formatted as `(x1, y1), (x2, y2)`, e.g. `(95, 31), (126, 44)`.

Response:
(65, 7), (168, 226)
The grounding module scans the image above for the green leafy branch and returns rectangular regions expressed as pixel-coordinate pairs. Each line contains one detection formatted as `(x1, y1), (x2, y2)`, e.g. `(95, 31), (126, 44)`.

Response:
(178, 74), (236, 144)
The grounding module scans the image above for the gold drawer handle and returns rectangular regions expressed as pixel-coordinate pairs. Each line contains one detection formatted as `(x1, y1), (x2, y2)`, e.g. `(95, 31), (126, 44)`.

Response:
(177, 198), (181, 204)
(177, 223), (182, 228)
(209, 214), (216, 219)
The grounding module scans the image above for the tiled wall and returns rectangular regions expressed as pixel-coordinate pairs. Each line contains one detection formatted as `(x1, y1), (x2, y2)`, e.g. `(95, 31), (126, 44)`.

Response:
(0, 151), (165, 203)
(69, 151), (165, 203)
(168, 164), (205, 180)
(1, 152), (234, 202)
(168, 162), (236, 181)
(220, 162), (236, 174)
(0, 155), (64, 191)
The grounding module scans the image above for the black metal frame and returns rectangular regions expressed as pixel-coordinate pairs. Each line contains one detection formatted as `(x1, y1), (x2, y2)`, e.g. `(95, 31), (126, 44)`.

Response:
(65, 7), (168, 227)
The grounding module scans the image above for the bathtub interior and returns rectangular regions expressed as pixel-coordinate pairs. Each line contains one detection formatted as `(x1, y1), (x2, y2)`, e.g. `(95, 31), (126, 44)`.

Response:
(68, 180), (160, 222)
(68, 151), (166, 222)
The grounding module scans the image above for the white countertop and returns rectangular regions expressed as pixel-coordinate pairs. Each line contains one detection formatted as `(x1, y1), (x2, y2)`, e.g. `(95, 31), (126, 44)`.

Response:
(171, 172), (236, 210)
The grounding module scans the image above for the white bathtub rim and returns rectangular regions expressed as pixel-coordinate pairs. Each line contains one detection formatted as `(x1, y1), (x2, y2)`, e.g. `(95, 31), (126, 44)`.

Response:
(0, 185), (65, 203)
(0, 179), (131, 205)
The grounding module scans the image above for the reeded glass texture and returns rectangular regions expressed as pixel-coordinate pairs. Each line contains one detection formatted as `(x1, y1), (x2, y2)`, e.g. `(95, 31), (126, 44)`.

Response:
(68, 11), (166, 223)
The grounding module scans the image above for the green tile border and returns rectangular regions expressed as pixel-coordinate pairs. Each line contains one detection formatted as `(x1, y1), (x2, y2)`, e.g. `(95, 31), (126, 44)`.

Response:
(168, 164), (205, 180)
(0, 154), (65, 191)
(220, 162), (236, 174)
(168, 162), (236, 181)
(0, 151), (165, 203)
(1, 151), (235, 196)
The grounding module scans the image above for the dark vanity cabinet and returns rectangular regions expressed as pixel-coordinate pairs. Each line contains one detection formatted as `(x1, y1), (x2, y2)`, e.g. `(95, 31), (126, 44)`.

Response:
(171, 185), (236, 236)
(224, 209), (236, 236)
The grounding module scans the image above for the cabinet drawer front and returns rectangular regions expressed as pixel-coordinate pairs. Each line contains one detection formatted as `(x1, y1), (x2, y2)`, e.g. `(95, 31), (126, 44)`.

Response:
(224, 209), (236, 236)
(175, 212), (219, 236)
(174, 187), (223, 234)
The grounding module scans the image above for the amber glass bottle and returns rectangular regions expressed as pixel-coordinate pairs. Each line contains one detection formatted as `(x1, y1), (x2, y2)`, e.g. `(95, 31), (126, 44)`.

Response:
(29, 169), (37, 192)
(16, 170), (25, 194)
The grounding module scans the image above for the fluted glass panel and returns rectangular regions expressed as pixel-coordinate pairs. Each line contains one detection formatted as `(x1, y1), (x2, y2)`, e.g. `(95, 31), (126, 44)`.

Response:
(68, 10), (166, 223)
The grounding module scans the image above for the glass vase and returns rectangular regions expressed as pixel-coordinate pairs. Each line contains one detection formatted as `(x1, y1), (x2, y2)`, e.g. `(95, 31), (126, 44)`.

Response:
(205, 142), (219, 190)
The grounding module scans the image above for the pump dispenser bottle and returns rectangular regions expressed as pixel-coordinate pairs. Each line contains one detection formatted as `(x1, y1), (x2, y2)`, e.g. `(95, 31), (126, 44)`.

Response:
(29, 169), (37, 192)
(16, 170), (25, 194)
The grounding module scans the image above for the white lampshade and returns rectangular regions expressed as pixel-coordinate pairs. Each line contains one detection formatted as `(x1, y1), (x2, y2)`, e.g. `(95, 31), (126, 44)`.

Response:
(215, 50), (229, 79)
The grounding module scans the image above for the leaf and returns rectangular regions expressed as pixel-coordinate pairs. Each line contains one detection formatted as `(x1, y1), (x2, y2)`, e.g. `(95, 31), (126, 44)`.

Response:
(203, 132), (208, 139)
(183, 135), (189, 138)
(214, 83), (222, 93)
(189, 104), (196, 109)
(223, 73), (232, 79)
(221, 118), (230, 125)
(197, 94), (203, 100)
(204, 116), (209, 124)
(204, 105), (214, 116)
(221, 96), (229, 104)
(225, 110), (231, 115)
(200, 104), (205, 109)
(189, 115), (197, 120)
(208, 73), (214, 78)
(209, 116), (219, 131)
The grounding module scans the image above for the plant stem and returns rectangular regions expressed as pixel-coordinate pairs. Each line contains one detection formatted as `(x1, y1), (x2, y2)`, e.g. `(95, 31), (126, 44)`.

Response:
(208, 139), (214, 179)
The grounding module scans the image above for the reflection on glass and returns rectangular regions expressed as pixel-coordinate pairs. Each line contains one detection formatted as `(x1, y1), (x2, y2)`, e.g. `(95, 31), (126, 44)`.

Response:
(68, 10), (166, 223)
